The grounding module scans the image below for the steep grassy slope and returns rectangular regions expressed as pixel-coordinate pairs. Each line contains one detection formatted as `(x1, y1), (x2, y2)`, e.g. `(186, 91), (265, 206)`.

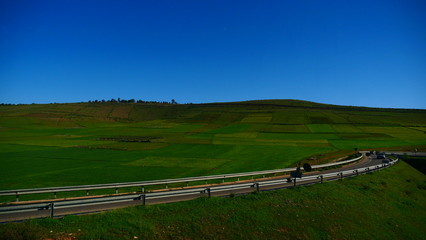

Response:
(0, 100), (425, 192)
(1, 161), (424, 240)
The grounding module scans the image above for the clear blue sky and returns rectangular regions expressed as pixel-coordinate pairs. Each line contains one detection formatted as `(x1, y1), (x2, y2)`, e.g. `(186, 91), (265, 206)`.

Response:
(1, 0), (425, 108)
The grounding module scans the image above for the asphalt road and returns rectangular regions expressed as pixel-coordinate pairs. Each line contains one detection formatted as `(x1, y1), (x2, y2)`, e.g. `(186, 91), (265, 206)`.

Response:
(0, 155), (389, 223)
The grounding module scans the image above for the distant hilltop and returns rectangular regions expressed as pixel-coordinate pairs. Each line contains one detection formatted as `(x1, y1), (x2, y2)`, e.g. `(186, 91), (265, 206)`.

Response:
(1, 99), (425, 112)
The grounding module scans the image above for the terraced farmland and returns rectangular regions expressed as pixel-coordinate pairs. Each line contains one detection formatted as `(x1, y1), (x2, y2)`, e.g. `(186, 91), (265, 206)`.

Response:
(0, 100), (425, 192)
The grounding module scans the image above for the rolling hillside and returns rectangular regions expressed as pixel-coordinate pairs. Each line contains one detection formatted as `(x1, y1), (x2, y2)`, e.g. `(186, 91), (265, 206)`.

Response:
(0, 100), (425, 193)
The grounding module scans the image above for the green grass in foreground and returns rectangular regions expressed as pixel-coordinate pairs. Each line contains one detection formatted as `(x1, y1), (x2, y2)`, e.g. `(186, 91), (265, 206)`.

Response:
(1, 161), (425, 240)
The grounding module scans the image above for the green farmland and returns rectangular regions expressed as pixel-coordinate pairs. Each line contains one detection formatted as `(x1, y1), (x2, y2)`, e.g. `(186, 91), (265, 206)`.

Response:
(1, 100), (425, 192)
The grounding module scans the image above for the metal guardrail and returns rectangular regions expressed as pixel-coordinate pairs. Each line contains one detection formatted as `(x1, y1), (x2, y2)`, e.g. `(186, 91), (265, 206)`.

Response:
(0, 154), (363, 200)
(0, 158), (397, 220)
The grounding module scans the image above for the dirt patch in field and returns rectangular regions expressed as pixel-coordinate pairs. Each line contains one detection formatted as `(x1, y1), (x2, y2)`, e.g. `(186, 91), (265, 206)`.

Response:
(97, 136), (163, 143)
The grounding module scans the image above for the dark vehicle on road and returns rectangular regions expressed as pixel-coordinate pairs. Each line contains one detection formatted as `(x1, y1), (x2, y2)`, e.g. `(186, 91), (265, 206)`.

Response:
(377, 153), (386, 159)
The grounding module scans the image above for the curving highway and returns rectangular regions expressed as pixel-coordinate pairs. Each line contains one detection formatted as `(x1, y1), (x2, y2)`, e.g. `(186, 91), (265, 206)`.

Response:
(0, 152), (396, 223)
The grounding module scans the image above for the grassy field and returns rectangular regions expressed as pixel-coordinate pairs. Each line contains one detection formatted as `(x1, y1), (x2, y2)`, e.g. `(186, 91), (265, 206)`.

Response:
(0, 160), (424, 240)
(0, 100), (425, 193)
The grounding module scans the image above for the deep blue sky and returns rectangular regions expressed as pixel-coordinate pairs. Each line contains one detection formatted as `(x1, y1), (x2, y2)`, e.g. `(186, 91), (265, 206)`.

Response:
(1, 0), (425, 108)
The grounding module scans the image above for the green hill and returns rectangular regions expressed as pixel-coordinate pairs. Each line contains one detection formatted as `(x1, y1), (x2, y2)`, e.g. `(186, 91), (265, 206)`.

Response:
(0, 100), (425, 194)
(0, 100), (425, 239)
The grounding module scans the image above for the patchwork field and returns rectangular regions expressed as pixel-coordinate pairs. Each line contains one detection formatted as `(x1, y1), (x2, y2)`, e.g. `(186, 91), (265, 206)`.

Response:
(0, 100), (425, 191)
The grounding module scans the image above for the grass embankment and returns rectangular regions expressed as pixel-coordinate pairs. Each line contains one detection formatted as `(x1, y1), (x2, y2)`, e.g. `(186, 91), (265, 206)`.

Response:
(1, 161), (425, 240)
(401, 156), (426, 174)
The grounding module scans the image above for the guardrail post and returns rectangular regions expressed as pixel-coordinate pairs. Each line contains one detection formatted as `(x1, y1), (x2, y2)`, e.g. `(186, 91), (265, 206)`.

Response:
(86, 190), (89, 196)
(50, 202), (54, 218)
(165, 183), (168, 189)
(207, 188), (211, 198)
(141, 186), (145, 193)
(16, 192), (19, 202)
(340, 172), (343, 180)
(141, 194), (146, 205)
(237, 177), (240, 181)
(205, 180), (207, 185)
(293, 178), (296, 187)
(222, 178), (225, 183)
(186, 182), (189, 187)
(54, 192), (57, 199)
(256, 182), (260, 192)
(320, 175), (323, 184)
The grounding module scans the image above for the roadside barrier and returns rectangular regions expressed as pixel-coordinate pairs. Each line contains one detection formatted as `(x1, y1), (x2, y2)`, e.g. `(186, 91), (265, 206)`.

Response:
(0, 155), (363, 201)
(0, 158), (397, 221)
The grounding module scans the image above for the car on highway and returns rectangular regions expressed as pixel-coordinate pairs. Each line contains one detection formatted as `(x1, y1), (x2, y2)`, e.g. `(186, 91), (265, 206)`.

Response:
(376, 153), (386, 159)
